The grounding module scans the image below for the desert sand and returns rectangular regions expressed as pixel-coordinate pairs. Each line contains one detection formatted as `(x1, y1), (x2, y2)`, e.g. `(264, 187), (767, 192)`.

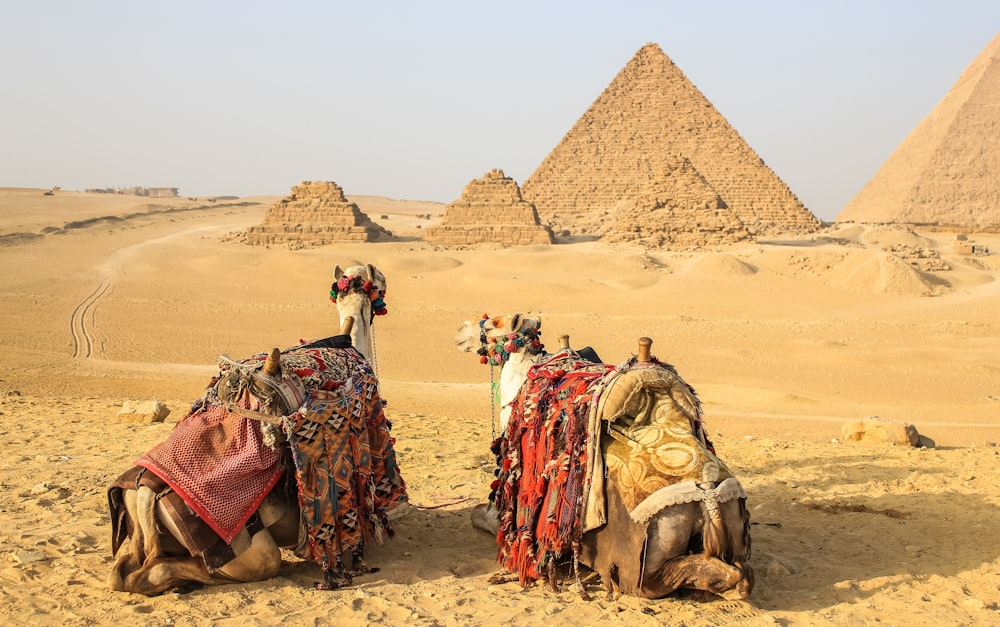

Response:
(1, 189), (999, 625)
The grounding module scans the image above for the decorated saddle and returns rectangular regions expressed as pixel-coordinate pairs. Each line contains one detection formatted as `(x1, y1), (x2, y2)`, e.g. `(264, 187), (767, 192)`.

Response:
(127, 339), (407, 578)
(492, 349), (734, 586)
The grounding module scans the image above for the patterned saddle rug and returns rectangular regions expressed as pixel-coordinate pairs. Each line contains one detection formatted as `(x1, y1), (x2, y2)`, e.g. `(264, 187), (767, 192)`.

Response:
(129, 339), (407, 577)
(493, 349), (730, 586)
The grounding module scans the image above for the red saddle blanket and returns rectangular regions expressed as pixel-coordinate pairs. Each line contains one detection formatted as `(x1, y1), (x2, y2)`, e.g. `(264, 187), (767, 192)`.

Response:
(494, 353), (615, 584)
(135, 402), (282, 543)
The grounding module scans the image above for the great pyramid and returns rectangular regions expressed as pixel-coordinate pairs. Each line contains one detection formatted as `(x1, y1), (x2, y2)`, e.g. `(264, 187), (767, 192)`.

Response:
(605, 155), (750, 248)
(838, 33), (1000, 229)
(521, 42), (819, 240)
(423, 169), (554, 246)
(242, 181), (389, 247)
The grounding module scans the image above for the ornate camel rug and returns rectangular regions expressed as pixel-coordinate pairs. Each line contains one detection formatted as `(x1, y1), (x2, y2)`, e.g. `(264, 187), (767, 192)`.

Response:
(134, 341), (407, 556)
(493, 351), (729, 586)
(285, 376), (407, 579)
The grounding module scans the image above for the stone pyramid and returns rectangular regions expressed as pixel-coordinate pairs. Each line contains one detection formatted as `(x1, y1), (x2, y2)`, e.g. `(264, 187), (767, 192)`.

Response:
(243, 181), (388, 247)
(521, 42), (819, 240)
(838, 33), (1000, 229)
(423, 169), (554, 246)
(605, 155), (750, 248)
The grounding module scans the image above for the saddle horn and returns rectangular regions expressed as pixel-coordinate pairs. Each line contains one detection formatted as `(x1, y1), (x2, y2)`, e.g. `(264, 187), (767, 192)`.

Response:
(558, 334), (570, 349)
(637, 337), (652, 363)
(262, 347), (281, 377)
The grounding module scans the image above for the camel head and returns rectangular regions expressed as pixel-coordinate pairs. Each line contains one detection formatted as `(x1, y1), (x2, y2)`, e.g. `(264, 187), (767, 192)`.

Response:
(331, 263), (387, 363)
(455, 313), (544, 366)
(331, 263), (387, 321)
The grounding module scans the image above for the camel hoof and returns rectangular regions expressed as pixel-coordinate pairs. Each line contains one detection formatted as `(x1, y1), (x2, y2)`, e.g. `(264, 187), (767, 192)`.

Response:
(387, 502), (412, 522)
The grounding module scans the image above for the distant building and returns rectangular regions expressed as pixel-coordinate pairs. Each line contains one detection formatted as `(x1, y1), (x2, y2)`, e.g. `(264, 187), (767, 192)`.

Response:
(84, 187), (179, 197)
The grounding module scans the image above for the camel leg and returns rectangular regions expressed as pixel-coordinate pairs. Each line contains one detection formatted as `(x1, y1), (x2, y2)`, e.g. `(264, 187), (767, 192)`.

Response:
(123, 555), (237, 596)
(121, 529), (282, 596)
(641, 502), (753, 600)
(108, 490), (144, 591)
(643, 554), (750, 600)
(720, 498), (752, 562)
(214, 527), (282, 582)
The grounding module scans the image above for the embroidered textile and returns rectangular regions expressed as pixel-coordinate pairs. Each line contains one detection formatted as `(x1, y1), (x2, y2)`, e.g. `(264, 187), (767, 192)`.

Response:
(285, 378), (407, 578)
(597, 365), (735, 520)
(134, 341), (384, 546)
(494, 352), (726, 586)
(494, 352), (614, 585)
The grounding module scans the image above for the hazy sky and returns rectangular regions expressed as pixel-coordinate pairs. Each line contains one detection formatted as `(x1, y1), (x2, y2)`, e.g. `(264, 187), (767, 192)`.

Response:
(2, 2), (998, 221)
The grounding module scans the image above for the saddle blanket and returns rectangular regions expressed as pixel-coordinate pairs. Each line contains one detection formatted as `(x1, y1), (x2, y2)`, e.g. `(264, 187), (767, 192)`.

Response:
(135, 402), (283, 543)
(286, 375), (408, 576)
(494, 350), (725, 586)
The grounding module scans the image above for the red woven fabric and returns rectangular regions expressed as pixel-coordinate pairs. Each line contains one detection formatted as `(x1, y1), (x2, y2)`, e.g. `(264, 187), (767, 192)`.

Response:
(135, 403), (282, 543)
(494, 354), (614, 585)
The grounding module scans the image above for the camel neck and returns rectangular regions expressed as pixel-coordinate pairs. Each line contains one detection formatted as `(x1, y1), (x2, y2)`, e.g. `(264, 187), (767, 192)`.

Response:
(497, 350), (542, 432)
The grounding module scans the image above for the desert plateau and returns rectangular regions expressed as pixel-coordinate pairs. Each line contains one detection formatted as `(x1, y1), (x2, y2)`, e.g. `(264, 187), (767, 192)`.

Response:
(0, 187), (998, 625)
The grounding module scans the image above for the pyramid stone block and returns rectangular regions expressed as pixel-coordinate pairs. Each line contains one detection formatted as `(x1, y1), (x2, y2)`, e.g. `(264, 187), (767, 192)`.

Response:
(424, 169), (554, 246)
(606, 156), (750, 249)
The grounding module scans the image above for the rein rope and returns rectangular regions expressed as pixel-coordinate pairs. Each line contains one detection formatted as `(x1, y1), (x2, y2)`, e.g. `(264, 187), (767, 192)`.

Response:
(489, 363), (497, 441)
(369, 319), (382, 396)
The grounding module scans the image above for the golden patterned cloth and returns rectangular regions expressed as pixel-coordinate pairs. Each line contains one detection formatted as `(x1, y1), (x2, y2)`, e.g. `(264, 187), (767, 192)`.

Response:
(594, 365), (742, 525)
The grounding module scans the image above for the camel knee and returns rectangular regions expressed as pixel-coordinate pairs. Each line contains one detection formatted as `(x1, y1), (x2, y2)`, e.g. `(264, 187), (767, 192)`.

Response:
(109, 533), (144, 592)
(217, 531), (282, 581)
(123, 557), (219, 596)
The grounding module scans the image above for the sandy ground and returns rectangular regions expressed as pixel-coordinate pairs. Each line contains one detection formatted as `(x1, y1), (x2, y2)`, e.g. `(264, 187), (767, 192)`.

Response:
(1, 189), (999, 625)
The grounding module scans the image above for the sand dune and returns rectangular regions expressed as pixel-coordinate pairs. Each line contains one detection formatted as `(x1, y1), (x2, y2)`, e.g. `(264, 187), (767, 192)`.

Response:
(1, 189), (999, 625)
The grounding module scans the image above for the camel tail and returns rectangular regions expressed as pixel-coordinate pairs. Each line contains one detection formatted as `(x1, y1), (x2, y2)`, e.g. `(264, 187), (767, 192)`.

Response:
(700, 496), (728, 559)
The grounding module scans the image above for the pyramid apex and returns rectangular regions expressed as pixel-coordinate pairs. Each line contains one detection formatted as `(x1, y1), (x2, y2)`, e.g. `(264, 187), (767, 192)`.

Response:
(983, 31), (1000, 59)
(637, 42), (665, 56)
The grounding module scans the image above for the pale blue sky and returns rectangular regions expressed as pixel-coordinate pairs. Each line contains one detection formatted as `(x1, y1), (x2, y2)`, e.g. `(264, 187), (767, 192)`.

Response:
(2, 2), (998, 220)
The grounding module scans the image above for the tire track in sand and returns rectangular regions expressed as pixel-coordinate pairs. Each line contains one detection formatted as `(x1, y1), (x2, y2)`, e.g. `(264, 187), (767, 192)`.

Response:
(67, 222), (245, 360)
(70, 279), (113, 358)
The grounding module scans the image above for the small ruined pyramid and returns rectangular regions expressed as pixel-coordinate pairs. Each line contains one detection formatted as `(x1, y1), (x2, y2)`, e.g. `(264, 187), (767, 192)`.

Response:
(521, 42), (819, 239)
(838, 33), (1000, 229)
(423, 169), (554, 246)
(243, 181), (388, 247)
(605, 155), (750, 248)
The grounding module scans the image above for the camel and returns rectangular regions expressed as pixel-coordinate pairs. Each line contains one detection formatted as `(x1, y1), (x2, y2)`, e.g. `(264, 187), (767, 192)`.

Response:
(455, 313), (753, 600)
(108, 263), (406, 595)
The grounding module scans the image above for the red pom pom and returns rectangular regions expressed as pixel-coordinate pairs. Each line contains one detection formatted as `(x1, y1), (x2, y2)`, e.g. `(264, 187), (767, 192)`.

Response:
(480, 355), (488, 364)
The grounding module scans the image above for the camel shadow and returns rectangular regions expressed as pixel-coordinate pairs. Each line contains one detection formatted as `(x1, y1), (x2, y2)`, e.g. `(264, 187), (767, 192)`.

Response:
(271, 503), (500, 589)
(726, 447), (1000, 613)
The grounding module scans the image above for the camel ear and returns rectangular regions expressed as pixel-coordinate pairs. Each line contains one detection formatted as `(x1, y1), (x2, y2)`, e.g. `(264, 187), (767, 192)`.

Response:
(334, 265), (344, 280)
(509, 313), (521, 333)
